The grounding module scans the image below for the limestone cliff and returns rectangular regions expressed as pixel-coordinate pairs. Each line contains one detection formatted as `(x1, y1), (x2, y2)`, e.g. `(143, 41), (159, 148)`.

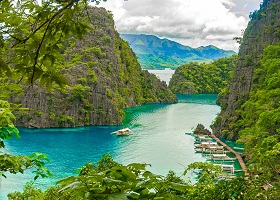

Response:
(11, 7), (177, 128)
(212, 0), (280, 139)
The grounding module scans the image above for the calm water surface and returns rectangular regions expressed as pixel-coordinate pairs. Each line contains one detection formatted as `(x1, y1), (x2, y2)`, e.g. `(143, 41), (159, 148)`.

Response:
(0, 94), (219, 199)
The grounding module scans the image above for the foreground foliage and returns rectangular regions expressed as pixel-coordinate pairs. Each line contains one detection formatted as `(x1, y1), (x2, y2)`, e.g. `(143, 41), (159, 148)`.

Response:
(0, 0), (105, 88)
(0, 0), (103, 189)
(8, 155), (280, 199)
(0, 100), (51, 179)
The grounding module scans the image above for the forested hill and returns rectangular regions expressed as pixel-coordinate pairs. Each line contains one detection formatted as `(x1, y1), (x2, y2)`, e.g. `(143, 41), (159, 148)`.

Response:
(212, 0), (280, 181)
(121, 34), (236, 69)
(10, 7), (177, 128)
(168, 56), (237, 94)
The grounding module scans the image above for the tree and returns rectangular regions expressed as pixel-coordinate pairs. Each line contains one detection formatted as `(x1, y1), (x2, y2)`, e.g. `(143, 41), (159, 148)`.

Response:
(0, 100), (51, 179)
(0, 0), (106, 89)
(0, 0), (106, 184)
(8, 158), (280, 199)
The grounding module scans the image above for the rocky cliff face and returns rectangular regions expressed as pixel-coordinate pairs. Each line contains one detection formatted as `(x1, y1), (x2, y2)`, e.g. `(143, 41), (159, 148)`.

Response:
(212, 0), (280, 139)
(11, 7), (177, 128)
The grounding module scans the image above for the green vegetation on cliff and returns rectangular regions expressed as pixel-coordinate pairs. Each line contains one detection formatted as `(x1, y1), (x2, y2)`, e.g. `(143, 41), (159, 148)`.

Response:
(169, 55), (237, 94)
(1, 5), (177, 128)
(212, 0), (280, 185)
(212, 0), (280, 140)
(227, 44), (280, 181)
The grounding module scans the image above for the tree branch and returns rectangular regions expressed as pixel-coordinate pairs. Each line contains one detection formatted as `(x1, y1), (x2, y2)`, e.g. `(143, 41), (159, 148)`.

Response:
(13, 0), (79, 47)
(30, 0), (79, 83)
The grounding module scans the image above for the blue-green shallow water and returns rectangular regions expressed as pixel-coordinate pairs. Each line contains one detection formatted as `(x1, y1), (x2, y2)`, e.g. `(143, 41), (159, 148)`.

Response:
(0, 94), (220, 199)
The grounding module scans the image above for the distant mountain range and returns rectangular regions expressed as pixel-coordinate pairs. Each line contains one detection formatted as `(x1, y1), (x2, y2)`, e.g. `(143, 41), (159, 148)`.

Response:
(120, 34), (236, 69)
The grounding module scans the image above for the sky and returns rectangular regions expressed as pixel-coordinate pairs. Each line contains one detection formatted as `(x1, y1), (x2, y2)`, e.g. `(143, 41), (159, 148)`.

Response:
(97, 0), (263, 52)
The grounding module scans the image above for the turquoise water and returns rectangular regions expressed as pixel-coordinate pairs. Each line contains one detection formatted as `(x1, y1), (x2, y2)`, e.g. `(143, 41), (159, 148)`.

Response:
(0, 94), (220, 199)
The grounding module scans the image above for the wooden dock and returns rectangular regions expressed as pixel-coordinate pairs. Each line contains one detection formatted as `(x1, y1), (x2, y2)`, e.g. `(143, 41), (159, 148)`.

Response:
(210, 134), (248, 176)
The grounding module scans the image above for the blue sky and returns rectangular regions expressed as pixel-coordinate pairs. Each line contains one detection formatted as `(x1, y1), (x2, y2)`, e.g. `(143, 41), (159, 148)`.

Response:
(97, 0), (263, 51)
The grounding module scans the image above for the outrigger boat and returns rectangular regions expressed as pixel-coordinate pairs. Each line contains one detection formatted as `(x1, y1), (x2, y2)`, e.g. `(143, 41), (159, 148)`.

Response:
(234, 147), (244, 150)
(185, 132), (194, 136)
(194, 136), (213, 142)
(190, 133), (244, 177)
(208, 154), (236, 161)
(214, 164), (235, 174)
(195, 148), (229, 154)
(195, 141), (218, 148)
(111, 128), (132, 136)
(215, 174), (236, 181)
(194, 141), (227, 154)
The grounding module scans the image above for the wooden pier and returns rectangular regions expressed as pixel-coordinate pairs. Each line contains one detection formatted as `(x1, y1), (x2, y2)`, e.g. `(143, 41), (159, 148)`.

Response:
(210, 134), (248, 176)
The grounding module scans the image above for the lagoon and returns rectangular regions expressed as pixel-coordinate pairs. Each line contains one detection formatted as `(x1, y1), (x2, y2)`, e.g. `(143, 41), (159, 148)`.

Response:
(0, 94), (220, 199)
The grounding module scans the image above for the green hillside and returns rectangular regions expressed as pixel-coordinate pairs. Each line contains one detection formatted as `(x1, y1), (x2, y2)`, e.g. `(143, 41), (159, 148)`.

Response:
(121, 34), (236, 69)
(169, 55), (237, 94)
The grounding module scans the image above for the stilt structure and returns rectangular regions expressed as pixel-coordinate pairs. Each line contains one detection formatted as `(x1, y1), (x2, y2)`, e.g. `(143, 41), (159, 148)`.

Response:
(210, 134), (248, 177)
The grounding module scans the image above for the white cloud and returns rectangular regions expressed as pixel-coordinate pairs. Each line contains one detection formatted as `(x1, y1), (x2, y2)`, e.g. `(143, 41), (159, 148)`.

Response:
(97, 0), (262, 51)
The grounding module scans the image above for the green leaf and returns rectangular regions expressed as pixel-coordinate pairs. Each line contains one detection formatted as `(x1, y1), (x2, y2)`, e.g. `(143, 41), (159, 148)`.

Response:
(108, 193), (128, 200)
(103, 177), (123, 185)
(58, 181), (81, 192)
(169, 182), (187, 192)
(56, 176), (76, 185)
(0, 57), (12, 77)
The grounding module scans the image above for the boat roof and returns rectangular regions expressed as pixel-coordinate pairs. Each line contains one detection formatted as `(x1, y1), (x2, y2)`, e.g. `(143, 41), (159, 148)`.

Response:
(118, 128), (131, 132)
(212, 154), (227, 157)
(214, 164), (234, 168)
(201, 142), (217, 144)
(198, 136), (210, 138)
(199, 137), (212, 140)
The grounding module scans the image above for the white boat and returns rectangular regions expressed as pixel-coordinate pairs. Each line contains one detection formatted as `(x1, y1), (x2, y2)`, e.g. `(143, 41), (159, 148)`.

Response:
(209, 154), (236, 161)
(112, 128), (132, 136)
(214, 164), (235, 173)
(233, 147), (244, 150)
(195, 148), (229, 154)
(200, 142), (218, 148)
(195, 142), (224, 151)
(215, 174), (236, 181)
(197, 136), (213, 142)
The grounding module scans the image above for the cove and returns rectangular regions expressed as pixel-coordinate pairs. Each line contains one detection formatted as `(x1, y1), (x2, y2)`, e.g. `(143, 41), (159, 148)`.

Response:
(0, 94), (220, 199)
